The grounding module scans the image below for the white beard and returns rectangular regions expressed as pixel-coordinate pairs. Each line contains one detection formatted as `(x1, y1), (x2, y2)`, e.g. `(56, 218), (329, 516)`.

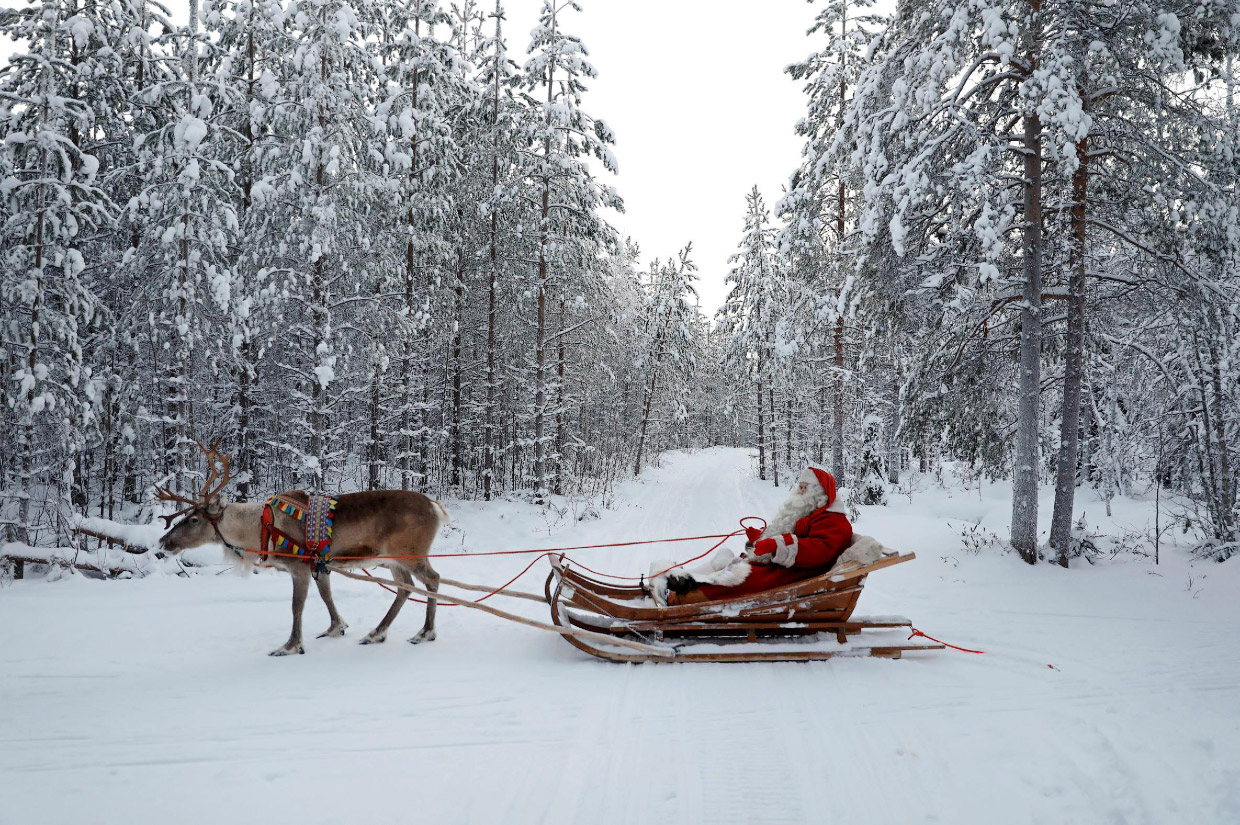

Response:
(762, 486), (828, 539)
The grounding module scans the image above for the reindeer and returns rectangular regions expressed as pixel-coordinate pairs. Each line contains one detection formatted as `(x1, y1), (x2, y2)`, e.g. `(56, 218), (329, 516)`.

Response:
(156, 442), (447, 656)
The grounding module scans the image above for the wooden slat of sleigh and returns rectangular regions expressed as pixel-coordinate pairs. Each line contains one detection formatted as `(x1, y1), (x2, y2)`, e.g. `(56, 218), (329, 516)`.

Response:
(557, 577), (867, 624)
(611, 614), (908, 633)
(552, 553), (914, 623)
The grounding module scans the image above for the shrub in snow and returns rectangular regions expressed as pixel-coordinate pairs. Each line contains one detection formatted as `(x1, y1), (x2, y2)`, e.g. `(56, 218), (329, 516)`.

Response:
(856, 416), (888, 506)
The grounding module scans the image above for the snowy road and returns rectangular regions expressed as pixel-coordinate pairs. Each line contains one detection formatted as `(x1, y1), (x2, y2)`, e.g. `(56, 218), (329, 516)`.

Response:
(2, 448), (1237, 824)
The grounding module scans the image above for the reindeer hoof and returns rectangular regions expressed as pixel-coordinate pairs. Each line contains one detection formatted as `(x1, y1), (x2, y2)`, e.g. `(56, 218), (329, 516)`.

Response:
(361, 632), (386, 645)
(317, 624), (348, 639)
(269, 645), (305, 657)
(409, 629), (437, 644)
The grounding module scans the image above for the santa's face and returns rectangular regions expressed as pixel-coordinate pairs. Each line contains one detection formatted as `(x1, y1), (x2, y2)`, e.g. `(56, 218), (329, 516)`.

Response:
(764, 476), (828, 537)
(785, 482), (821, 517)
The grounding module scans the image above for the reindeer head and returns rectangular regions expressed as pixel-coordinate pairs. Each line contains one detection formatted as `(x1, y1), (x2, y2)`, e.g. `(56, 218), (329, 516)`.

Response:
(157, 441), (234, 554)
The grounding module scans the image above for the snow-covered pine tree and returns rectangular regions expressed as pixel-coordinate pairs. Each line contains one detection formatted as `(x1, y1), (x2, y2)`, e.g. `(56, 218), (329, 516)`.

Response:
(126, 0), (238, 497)
(717, 186), (780, 481)
(0, 0), (113, 543)
(633, 245), (700, 476)
(783, 0), (884, 484)
(856, 413), (888, 505)
(372, 0), (468, 491)
(256, 0), (380, 487)
(520, 0), (620, 500)
(1044, 0), (1237, 564)
(205, 0), (290, 500)
(41, 0), (155, 520)
(835, 0), (1078, 562)
(471, 0), (524, 500)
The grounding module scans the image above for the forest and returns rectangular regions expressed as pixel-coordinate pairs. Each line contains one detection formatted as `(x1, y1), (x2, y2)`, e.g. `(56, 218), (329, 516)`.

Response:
(1, 0), (1237, 566)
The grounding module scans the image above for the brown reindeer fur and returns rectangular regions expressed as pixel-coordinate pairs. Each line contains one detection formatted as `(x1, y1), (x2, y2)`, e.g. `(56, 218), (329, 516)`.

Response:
(160, 490), (448, 656)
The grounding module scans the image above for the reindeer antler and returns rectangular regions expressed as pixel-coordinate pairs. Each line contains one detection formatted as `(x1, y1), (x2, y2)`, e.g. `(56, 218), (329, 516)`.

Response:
(194, 439), (234, 504)
(156, 439), (235, 528)
(154, 486), (200, 528)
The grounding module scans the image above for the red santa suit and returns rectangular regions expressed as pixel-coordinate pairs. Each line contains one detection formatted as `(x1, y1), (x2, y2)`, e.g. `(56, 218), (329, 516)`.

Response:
(696, 467), (852, 601)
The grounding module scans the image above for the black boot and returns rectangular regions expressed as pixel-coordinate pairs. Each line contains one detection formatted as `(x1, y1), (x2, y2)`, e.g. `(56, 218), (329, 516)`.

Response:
(666, 571), (699, 595)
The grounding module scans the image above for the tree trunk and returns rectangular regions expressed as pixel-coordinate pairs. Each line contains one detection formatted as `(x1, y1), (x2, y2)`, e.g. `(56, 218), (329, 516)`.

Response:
(483, 3), (503, 501)
(1050, 113), (1089, 566)
(368, 364), (383, 491)
(554, 298), (566, 496)
(534, 216), (547, 498)
(451, 253), (465, 489)
(887, 371), (901, 485)
(785, 397), (793, 468)
(233, 13), (258, 503)
(484, 224), (498, 500)
(832, 176), (846, 482)
(635, 327), (667, 477)
(1205, 338), (1235, 544)
(309, 258), (326, 484)
(833, 27), (848, 484)
(304, 20), (333, 487)
(756, 376), (766, 481)
(235, 339), (255, 500)
(367, 273), (383, 492)
(401, 14), (423, 492)
(769, 386), (779, 487)
(1011, 1), (1044, 565)
(533, 9), (556, 502)
(832, 316), (845, 481)
(18, 209), (44, 546)
(817, 385), (827, 465)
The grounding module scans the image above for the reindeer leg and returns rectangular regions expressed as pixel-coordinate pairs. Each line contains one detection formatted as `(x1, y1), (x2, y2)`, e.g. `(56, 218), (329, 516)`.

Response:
(361, 566), (411, 645)
(271, 565), (310, 656)
(314, 571), (349, 638)
(409, 563), (438, 644)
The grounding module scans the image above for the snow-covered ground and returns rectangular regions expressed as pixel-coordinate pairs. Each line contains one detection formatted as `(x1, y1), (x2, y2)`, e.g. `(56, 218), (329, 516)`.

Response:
(2, 448), (1237, 825)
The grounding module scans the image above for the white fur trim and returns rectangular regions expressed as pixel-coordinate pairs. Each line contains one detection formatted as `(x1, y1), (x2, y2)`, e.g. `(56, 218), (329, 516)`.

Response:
(698, 547), (739, 573)
(648, 553), (754, 601)
(763, 486), (827, 539)
(771, 534), (798, 567)
(691, 560), (752, 587)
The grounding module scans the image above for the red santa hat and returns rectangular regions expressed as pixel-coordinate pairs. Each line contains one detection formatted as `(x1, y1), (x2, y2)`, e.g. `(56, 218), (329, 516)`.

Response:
(797, 466), (837, 506)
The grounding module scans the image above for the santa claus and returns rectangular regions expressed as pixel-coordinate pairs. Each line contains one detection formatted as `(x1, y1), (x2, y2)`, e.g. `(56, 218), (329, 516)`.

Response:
(658, 467), (854, 606)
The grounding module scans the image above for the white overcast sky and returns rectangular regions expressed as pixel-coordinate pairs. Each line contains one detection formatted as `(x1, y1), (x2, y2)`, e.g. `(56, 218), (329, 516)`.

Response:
(505, 0), (822, 313)
(1, 0), (825, 312)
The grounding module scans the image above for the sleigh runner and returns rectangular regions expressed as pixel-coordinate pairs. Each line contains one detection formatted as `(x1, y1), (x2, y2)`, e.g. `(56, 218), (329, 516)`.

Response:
(543, 541), (944, 663)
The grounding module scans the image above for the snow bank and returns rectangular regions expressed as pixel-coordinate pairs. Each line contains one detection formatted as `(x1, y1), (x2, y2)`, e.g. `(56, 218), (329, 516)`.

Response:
(75, 514), (165, 551)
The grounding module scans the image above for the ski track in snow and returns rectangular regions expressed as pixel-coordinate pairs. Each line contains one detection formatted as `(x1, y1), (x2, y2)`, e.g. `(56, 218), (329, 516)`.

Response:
(1, 447), (1238, 825)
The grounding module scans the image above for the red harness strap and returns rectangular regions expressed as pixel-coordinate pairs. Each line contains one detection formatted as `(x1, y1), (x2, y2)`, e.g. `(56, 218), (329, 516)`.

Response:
(259, 498), (334, 577)
(908, 628), (984, 654)
(258, 503), (273, 564)
(258, 502), (304, 564)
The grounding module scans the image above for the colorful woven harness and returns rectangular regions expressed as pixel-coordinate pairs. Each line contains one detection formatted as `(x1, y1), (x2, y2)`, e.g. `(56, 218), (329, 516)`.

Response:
(259, 493), (339, 569)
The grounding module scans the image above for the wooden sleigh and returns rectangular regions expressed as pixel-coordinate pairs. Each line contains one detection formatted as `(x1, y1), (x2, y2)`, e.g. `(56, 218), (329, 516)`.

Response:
(544, 544), (944, 663)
